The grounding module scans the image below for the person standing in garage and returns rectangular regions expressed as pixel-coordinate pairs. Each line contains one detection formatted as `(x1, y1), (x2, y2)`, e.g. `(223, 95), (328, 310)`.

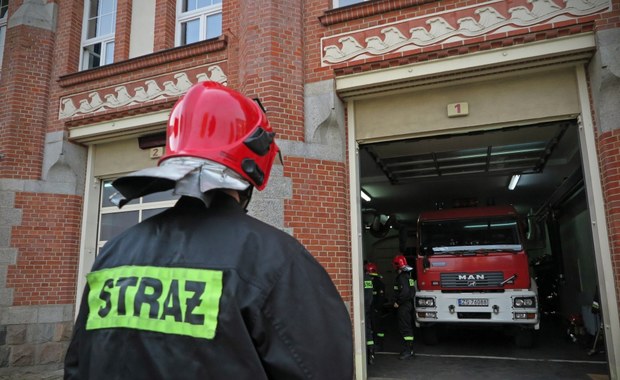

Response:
(365, 261), (387, 351)
(392, 254), (416, 360)
(64, 82), (354, 380)
(364, 266), (376, 364)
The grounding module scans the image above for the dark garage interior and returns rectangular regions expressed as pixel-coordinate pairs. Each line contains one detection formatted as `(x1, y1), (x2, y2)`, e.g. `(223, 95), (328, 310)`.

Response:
(358, 119), (611, 379)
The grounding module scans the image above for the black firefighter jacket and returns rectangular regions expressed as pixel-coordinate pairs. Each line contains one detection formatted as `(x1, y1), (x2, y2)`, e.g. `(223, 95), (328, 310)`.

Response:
(64, 194), (353, 380)
(393, 269), (416, 306)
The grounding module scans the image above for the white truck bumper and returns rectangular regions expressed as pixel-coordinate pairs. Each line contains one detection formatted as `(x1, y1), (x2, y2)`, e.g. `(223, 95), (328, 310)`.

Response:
(415, 289), (540, 329)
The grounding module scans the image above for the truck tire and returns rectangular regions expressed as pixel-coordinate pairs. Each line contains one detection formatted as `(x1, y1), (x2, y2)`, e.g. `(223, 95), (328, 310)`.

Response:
(420, 326), (439, 345)
(515, 328), (535, 348)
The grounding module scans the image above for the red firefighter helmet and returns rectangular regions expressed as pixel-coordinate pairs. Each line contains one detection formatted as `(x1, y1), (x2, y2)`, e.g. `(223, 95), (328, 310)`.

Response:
(364, 262), (378, 274)
(392, 255), (408, 270)
(162, 81), (279, 190)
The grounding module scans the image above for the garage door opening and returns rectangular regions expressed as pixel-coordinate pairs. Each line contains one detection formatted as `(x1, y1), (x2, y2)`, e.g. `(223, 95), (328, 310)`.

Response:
(358, 120), (611, 378)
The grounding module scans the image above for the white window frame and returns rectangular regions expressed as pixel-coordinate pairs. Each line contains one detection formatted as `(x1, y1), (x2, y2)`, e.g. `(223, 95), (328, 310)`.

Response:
(175, 0), (222, 47)
(80, 0), (117, 71)
(333, 0), (367, 8)
(97, 179), (178, 252)
(0, 0), (9, 73)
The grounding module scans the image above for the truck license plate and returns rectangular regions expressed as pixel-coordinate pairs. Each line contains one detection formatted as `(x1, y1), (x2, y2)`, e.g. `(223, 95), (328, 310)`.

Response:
(458, 298), (489, 306)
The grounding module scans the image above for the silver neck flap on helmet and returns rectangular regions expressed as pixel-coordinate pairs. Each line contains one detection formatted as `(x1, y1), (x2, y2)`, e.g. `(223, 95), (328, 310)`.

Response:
(110, 157), (250, 208)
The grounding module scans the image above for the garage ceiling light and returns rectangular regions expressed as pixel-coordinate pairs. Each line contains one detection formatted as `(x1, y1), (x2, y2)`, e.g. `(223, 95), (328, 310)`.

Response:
(508, 174), (521, 191)
(361, 189), (372, 202)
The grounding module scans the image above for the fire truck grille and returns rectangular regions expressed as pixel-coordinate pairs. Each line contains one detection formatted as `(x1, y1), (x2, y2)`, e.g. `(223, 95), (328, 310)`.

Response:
(440, 272), (504, 288)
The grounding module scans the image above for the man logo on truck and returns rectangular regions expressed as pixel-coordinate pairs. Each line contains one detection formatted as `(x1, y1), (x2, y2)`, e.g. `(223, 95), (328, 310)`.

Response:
(458, 274), (486, 280)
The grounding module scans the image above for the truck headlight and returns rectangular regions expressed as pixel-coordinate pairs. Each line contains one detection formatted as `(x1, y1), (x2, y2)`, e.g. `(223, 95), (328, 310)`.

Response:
(416, 297), (435, 307)
(513, 297), (536, 308)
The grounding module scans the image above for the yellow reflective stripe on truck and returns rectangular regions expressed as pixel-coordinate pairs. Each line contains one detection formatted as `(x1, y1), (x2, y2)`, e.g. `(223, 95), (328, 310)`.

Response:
(86, 265), (223, 339)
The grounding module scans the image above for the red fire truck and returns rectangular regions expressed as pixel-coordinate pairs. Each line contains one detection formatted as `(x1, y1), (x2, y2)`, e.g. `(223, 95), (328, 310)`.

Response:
(414, 205), (539, 347)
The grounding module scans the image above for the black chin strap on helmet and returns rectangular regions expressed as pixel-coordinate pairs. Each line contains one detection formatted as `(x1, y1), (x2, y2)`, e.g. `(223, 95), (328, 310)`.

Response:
(239, 185), (254, 212)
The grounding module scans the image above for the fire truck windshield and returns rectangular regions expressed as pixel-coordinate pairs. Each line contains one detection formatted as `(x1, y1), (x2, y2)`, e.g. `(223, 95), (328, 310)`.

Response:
(419, 216), (522, 254)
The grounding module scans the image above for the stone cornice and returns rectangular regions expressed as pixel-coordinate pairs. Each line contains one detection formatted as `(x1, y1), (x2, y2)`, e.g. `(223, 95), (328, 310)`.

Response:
(57, 36), (227, 88)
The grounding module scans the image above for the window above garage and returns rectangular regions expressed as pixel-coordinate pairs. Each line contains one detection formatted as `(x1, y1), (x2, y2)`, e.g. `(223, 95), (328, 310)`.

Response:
(81, 0), (117, 70)
(176, 0), (222, 46)
(0, 0), (7, 74)
(334, 0), (367, 7)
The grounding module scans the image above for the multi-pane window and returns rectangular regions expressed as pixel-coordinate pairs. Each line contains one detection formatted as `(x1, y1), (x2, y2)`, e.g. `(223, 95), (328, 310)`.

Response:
(176, 0), (222, 46)
(0, 0), (8, 71)
(81, 0), (116, 70)
(334, 0), (367, 8)
(97, 180), (179, 252)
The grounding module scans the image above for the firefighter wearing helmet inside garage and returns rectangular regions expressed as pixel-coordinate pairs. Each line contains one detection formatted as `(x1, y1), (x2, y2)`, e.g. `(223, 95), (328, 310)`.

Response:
(392, 254), (416, 360)
(64, 82), (353, 380)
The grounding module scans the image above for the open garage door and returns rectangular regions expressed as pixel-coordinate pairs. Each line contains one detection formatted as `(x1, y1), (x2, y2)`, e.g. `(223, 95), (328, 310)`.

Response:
(358, 120), (612, 378)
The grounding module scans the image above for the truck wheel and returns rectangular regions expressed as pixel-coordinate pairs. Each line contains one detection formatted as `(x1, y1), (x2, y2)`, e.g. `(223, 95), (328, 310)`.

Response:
(515, 329), (535, 348)
(421, 326), (439, 345)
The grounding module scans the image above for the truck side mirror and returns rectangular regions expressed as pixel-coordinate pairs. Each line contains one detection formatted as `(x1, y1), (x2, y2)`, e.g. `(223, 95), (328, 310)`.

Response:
(421, 246), (433, 256)
(423, 256), (431, 270)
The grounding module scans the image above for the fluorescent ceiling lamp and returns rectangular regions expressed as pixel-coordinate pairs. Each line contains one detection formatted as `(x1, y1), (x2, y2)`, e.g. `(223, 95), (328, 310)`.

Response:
(464, 222), (517, 229)
(508, 174), (521, 191)
(361, 190), (371, 202)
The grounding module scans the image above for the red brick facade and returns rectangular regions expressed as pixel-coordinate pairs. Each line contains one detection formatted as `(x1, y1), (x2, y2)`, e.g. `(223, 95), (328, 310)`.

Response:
(284, 157), (352, 303)
(0, 22), (55, 179)
(7, 194), (81, 306)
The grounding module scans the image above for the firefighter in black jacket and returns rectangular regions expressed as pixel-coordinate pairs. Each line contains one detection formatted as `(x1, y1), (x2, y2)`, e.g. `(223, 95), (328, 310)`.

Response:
(364, 268), (375, 364)
(392, 254), (416, 360)
(365, 261), (386, 350)
(64, 82), (353, 380)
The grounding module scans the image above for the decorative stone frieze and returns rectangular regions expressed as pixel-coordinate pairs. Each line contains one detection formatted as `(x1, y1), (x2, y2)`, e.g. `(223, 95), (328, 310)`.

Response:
(320, 0), (610, 66)
(59, 63), (228, 119)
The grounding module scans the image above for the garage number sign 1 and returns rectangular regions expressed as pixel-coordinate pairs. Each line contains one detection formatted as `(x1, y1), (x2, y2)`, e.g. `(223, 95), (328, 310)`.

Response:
(447, 102), (469, 117)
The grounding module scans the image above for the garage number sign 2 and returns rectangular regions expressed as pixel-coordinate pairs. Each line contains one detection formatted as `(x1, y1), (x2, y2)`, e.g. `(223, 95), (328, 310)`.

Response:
(447, 102), (469, 118)
(86, 265), (223, 339)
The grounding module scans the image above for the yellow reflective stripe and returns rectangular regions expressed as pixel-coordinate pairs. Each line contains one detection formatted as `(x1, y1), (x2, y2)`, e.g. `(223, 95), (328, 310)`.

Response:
(404, 336), (414, 341)
(364, 280), (373, 289)
(86, 265), (223, 340)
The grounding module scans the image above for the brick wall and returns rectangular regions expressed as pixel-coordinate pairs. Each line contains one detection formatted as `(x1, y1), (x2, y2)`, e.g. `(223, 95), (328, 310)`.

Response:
(114, 0), (133, 62)
(0, 23), (55, 179)
(154, 0), (176, 50)
(595, 128), (620, 323)
(236, 0), (305, 141)
(595, 0), (620, 30)
(284, 157), (352, 304)
(7, 193), (81, 306)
